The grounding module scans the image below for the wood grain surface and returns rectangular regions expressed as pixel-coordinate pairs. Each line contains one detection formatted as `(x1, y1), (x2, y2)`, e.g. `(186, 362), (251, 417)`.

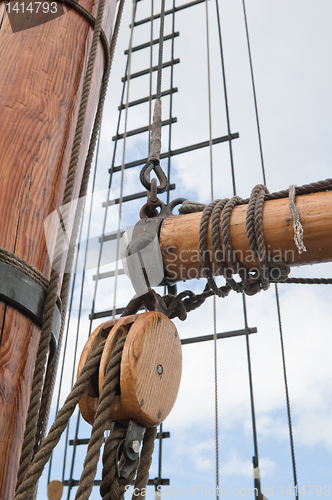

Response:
(108, 312), (182, 428)
(160, 191), (332, 282)
(78, 315), (138, 425)
(0, 0), (116, 496)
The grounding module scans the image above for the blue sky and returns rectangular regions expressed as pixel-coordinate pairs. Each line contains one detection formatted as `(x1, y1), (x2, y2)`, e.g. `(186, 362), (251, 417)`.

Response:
(38, 0), (332, 498)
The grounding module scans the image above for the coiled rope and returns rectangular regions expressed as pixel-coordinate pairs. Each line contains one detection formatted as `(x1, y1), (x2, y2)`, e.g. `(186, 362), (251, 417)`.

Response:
(155, 178), (332, 321)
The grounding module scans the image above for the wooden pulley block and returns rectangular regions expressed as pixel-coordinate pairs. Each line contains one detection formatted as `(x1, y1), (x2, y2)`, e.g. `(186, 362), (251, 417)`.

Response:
(100, 311), (182, 427)
(77, 314), (139, 425)
(78, 311), (182, 428)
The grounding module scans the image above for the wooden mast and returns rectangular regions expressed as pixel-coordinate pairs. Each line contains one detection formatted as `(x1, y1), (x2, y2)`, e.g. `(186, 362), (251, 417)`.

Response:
(0, 0), (116, 497)
(159, 190), (332, 281)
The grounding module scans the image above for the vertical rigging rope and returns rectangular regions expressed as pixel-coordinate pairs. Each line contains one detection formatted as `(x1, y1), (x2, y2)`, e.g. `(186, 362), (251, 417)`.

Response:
(204, 0), (219, 497)
(112, 0), (137, 319)
(15, 0), (110, 491)
(148, 0), (154, 147)
(166, 0), (176, 204)
(241, 0), (266, 186)
(214, 0), (236, 194)
(275, 285), (299, 500)
(241, 2), (298, 496)
(44, 0), (127, 493)
(156, 0), (166, 101)
(242, 296), (262, 499)
(214, 1), (263, 496)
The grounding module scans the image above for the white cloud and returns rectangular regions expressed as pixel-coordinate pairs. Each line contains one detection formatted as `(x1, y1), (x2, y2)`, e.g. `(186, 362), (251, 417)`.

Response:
(40, 0), (332, 496)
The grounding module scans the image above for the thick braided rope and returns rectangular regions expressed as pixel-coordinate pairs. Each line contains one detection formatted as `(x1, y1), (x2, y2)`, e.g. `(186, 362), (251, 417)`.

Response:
(220, 196), (244, 293)
(15, 268), (60, 491)
(13, 340), (106, 500)
(75, 336), (126, 500)
(33, 272), (72, 457)
(118, 464), (139, 500)
(100, 428), (127, 500)
(15, 0), (110, 489)
(33, 0), (126, 458)
(100, 426), (139, 500)
(285, 277), (332, 284)
(246, 185), (266, 255)
(132, 427), (157, 500)
(198, 201), (221, 295)
(211, 199), (228, 278)
(201, 199), (234, 297)
(0, 247), (48, 289)
(246, 185), (270, 290)
(179, 178), (332, 211)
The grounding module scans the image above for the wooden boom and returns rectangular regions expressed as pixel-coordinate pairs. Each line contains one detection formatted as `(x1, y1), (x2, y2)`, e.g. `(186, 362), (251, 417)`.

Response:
(0, 1), (116, 498)
(159, 191), (332, 282)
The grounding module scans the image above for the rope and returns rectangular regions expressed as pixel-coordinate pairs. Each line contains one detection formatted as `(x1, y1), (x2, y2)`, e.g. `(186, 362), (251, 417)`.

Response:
(101, 426), (139, 500)
(13, 339), (106, 500)
(0, 248), (49, 289)
(14, 328), (157, 500)
(112, 0), (137, 319)
(148, 0), (154, 147)
(179, 178), (332, 210)
(275, 284), (299, 500)
(242, 0), (266, 186)
(15, 0), (112, 490)
(289, 184), (307, 254)
(156, 0), (166, 101)
(155, 177), (332, 321)
(132, 427), (157, 500)
(214, 0), (236, 194)
(204, 2), (220, 494)
(147, 0), (165, 161)
(75, 336), (126, 500)
(139, 0), (168, 193)
(34, 0), (126, 461)
(100, 427), (126, 500)
(33, 271), (71, 459)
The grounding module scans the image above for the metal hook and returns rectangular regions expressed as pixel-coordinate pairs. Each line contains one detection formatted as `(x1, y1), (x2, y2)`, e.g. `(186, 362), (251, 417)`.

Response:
(140, 160), (168, 193)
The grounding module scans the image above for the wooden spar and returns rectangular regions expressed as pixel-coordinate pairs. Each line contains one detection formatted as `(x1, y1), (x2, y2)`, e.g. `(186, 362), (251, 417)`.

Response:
(159, 191), (332, 282)
(0, 0), (116, 497)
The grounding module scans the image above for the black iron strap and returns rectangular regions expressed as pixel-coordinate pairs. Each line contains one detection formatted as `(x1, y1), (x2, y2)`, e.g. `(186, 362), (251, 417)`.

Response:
(0, 261), (61, 360)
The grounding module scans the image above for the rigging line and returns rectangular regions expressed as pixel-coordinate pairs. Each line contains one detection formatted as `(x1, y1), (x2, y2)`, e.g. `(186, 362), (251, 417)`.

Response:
(87, 0), (132, 331)
(62, 133), (104, 496)
(87, 54), (128, 331)
(205, 0), (214, 201)
(62, 0), (129, 486)
(166, 0), (176, 205)
(148, 0), (154, 147)
(46, 209), (82, 485)
(242, 2), (298, 495)
(112, 0), (137, 318)
(204, 1), (219, 497)
(65, 0), (131, 490)
(214, 0), (236, 195)
(231, 2), (263, 495)
(242, 296), (262, 500)
(212, 295), (219, 500)
(274, 284), (299, 500)
(156, 0), (166, 101)
(241, 0), (266, 186)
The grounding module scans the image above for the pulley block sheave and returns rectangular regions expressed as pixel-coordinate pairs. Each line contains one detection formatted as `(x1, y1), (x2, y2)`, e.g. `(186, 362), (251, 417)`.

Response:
(77, 312), (182, 427)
